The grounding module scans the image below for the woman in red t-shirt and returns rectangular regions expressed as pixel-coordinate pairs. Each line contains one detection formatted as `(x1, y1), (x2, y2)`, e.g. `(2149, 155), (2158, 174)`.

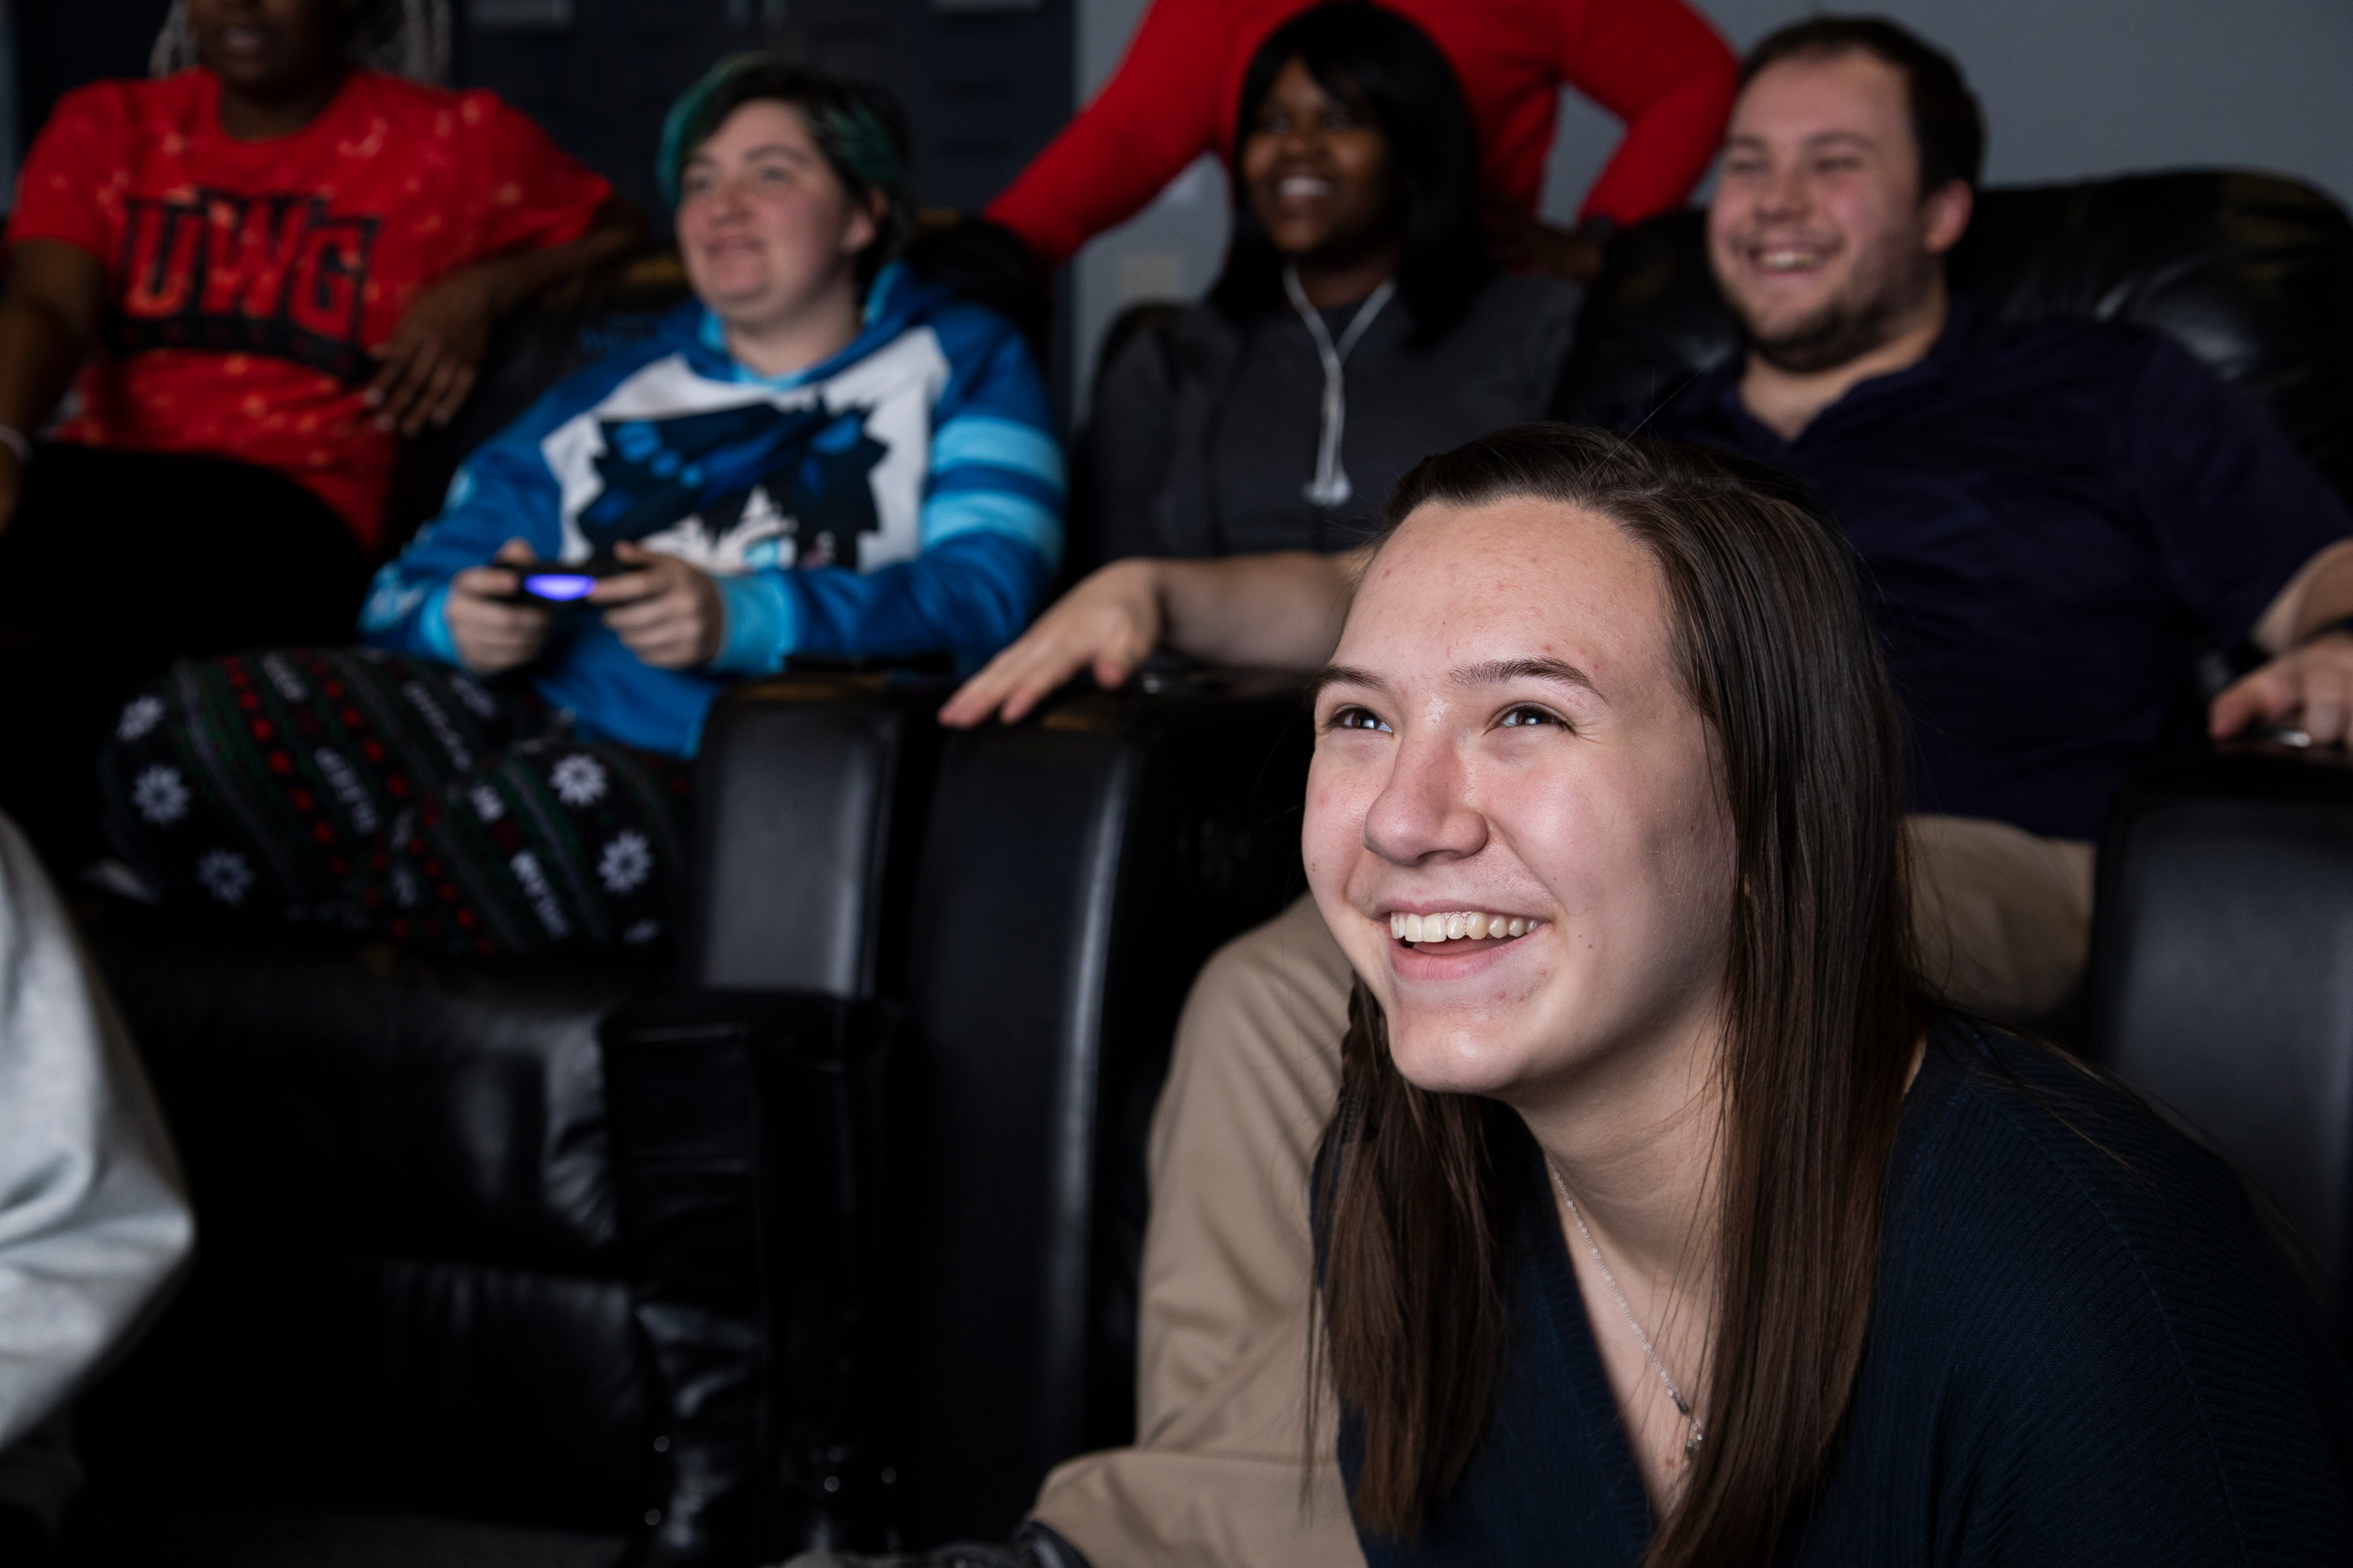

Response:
(0, 0), (637, 866)
(988, 0), (1739, 281)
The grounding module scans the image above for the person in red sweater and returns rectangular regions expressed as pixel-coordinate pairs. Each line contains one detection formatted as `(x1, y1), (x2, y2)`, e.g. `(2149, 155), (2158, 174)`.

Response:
(0, 0), (638, 867)
(988, 0), (1737, 280)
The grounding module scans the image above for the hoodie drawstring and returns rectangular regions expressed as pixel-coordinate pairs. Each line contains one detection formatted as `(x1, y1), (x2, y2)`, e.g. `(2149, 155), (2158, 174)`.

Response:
(1283, 263), (1396, 510)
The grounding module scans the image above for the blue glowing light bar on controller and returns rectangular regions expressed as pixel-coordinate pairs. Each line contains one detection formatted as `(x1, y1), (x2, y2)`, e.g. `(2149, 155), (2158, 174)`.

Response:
(522, 572), (599, 602)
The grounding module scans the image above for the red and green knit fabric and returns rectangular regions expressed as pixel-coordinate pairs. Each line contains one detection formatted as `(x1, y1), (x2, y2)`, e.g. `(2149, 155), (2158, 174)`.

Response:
(98, 646), (690, 955)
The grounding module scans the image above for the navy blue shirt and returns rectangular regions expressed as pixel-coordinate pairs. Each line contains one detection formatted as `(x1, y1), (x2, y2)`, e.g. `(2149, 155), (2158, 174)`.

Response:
(1340, 1021), (2353, 1565)
(1639, 303), (2353, 838)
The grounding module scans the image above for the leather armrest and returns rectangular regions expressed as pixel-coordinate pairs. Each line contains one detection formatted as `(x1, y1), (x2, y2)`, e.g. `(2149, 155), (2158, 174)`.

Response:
(2085, 742), (2353, 1314)
(682, 671), (949, 998)
(894, 672), (1314, 1540)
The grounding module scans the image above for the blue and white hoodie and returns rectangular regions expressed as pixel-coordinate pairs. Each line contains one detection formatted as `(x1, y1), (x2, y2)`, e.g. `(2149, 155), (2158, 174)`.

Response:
(360, 264), (1064, 758)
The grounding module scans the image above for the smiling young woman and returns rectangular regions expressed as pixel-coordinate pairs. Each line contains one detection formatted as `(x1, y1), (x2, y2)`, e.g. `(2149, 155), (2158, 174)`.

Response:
(1078, 5), (1581, 567)
(1304, 424), (2351, 1565)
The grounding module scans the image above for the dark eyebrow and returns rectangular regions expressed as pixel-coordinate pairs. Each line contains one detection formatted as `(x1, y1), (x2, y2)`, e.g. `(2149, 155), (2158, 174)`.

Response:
(1305, 664), (1387, 705)
(1724, 128), (1878, 153)
(1451, 657), (1602, 698)
(690, 142), (810, 169)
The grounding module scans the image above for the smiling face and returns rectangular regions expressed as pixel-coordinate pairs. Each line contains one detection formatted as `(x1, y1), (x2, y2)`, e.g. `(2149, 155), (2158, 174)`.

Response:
(189, 0), (351, 98)
(677, 100), (880, 340)
(1304, 497), (1738, 1108)
(1708, 49), (1970, 373)
(1239, 55), (1398, 267)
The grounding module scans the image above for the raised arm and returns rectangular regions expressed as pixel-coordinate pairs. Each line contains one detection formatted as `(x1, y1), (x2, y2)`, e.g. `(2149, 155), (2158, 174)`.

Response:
(938, 549), (1363, 727)
(1559, 0), (1739, 229)
(0, 240), (107, 536)
(983, 0), (1232, 268)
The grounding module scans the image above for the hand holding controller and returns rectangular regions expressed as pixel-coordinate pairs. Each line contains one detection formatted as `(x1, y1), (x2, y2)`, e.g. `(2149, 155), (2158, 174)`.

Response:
(448, 538), (559, 676)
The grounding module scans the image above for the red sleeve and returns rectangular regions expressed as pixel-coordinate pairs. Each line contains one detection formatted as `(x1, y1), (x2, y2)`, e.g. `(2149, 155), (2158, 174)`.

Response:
(8, 84), (128, 259)
(983, 0), (1235, 268)
(452, 90), (614, 256)
(1557, 0), (1738, 226)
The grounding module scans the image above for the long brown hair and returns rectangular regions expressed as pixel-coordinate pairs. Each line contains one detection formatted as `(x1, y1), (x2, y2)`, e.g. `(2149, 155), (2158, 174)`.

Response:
(1313, 424), (1930, 1563)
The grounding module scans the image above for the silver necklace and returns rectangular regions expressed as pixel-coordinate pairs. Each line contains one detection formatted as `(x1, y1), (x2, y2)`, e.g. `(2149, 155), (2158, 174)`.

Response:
(1281, 263), (1395, 509)
(1545, 1156), (1705, 1462)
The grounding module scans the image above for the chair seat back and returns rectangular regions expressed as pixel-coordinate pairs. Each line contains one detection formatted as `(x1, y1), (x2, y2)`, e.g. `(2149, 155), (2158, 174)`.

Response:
(2087, 747), (2353, 1339)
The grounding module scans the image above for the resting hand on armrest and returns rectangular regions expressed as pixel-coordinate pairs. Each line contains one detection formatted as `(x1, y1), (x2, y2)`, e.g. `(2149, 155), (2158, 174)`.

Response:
(366, 196), (647, 438)
(2212, 537), (2353, 746)
(939, 548), (1367, 727)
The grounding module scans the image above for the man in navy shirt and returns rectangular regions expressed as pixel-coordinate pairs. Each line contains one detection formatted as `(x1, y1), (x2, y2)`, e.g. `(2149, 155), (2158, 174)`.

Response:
(1646, 16), (2353, 844)
(834, 18), (2353, 1568)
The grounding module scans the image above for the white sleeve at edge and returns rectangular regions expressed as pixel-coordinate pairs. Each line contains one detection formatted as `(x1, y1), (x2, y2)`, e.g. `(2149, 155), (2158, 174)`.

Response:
(0, 814), (193, 1451)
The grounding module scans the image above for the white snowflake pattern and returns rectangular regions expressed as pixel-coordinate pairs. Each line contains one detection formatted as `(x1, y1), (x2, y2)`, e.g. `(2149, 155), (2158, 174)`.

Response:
(390, 862), (420, 909)
(117, 694), (166, 742)
(195, 847), (255, 906)
(470, 784), (506, 822)
(622, 919), (661, 945)
(131, 764), (192, 825)
(598, 830), (653, 895)
(549, 753), (608, 808)
(262, 654), (309, 702)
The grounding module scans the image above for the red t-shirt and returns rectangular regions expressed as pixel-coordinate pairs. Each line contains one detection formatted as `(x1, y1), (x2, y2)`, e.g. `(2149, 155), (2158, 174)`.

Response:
(987, 0), (1739, 268)
(8, 68), (613, 550)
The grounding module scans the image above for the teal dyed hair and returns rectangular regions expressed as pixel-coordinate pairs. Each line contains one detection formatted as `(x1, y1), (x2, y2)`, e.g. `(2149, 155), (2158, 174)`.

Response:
(657, 54), (918, 293)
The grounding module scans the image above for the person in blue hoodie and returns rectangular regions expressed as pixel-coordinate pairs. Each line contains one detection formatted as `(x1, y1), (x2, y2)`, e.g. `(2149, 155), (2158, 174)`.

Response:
(94, 56), (1064, 954)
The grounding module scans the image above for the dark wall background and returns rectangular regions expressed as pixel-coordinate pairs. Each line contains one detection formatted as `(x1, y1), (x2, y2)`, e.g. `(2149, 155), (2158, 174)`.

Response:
(14, 1), (173, 147)
(458, 0), (1073, 233)
(14, 1), (1074, 228)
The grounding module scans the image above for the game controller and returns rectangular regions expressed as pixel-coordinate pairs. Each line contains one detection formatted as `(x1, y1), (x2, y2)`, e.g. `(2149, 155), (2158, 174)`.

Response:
(505, 555), (627, 607)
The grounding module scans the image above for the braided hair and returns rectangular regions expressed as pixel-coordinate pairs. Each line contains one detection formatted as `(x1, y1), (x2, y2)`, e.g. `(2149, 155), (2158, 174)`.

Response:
(150, 0), (452, 85)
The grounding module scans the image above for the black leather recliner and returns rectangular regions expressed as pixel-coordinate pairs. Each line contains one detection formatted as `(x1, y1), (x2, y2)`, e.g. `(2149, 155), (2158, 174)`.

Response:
(74, 673), (953, 1538)
(588, 661), (1314, 1561)
(2086, 748), (2353, 1347)
(890, 670), (1311, 1542)
(81, 919), (661, 1530)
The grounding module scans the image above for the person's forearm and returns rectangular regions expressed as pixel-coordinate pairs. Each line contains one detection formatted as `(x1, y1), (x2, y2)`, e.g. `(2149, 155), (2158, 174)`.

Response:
(2253, 538), (2353, 651)
(467, 198), (646, 316)
(1155, 550), (1362, 670)
(1565, 0), (1740, 227)
(0, 293), (94, 438)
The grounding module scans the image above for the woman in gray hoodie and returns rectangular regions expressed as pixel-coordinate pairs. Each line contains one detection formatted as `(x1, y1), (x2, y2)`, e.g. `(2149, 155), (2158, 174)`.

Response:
(1081, 3), (1581, 565)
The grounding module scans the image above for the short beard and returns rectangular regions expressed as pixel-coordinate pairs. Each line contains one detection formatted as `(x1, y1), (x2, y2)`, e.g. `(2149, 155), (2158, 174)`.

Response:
(1739, 246), (1941, 375)
(1748, 293), (1906, 374)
